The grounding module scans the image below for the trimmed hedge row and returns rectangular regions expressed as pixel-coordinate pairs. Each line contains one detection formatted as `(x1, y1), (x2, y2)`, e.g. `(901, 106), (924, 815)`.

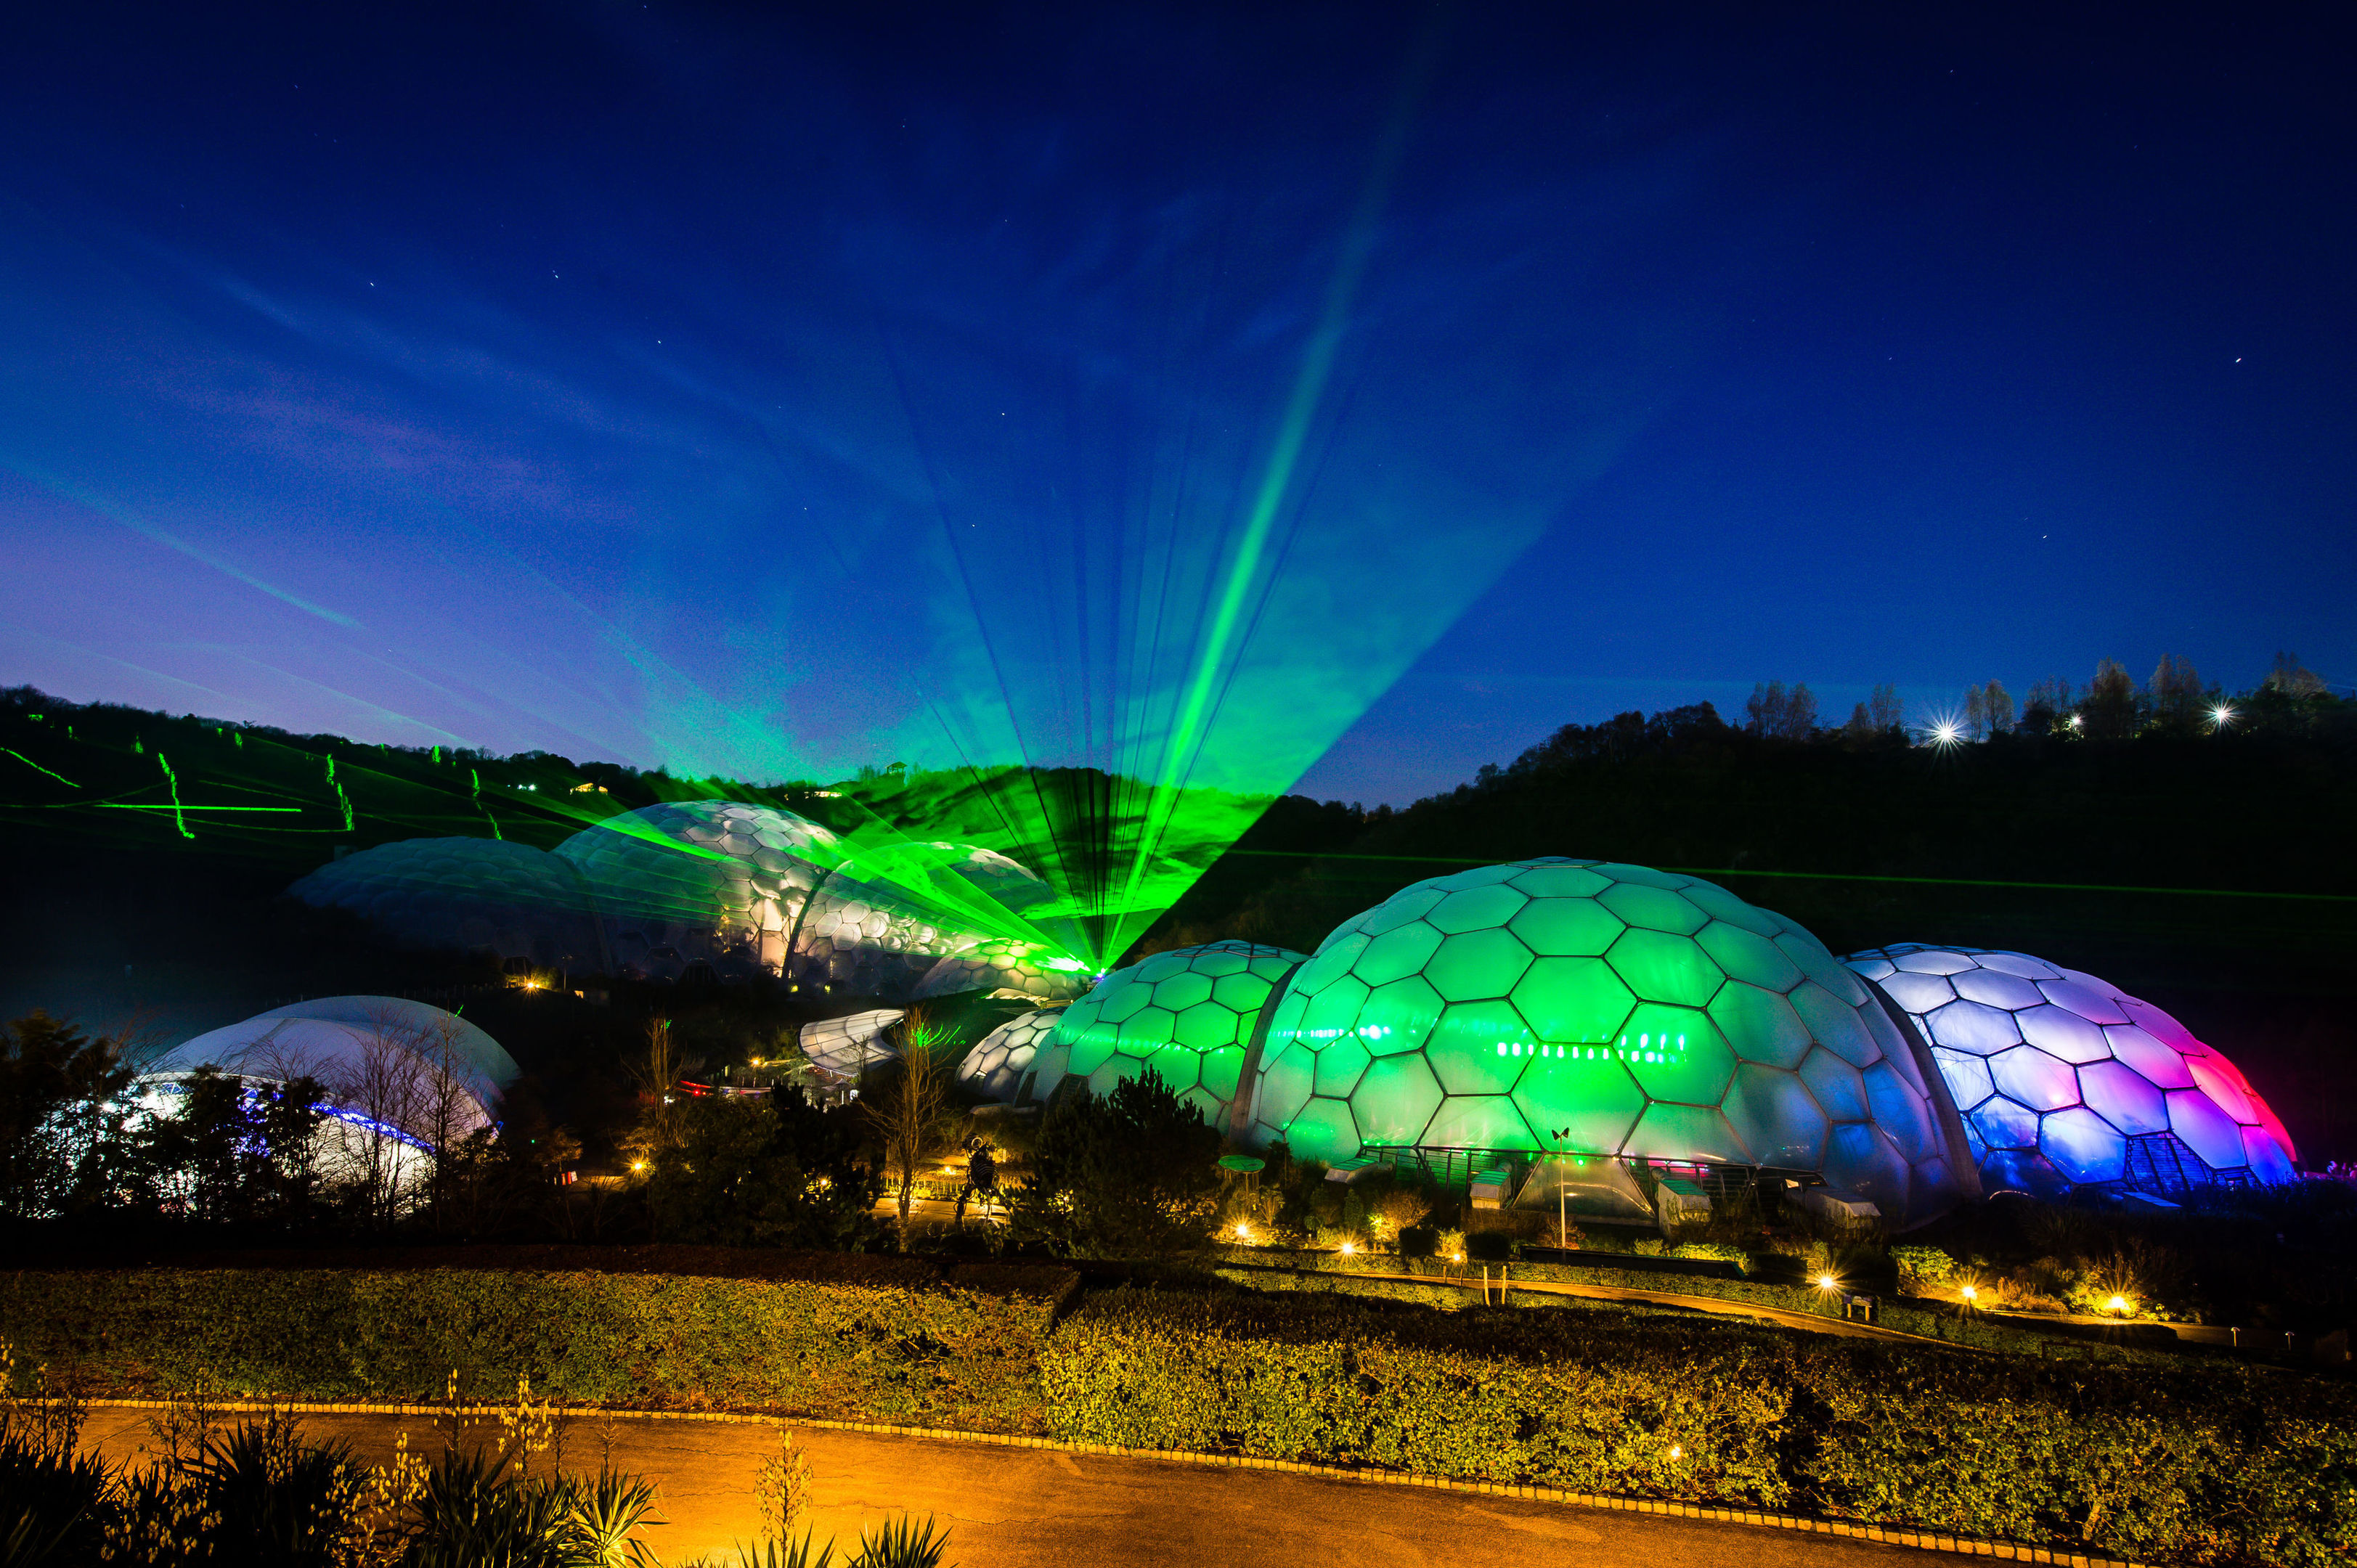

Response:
(1, 1267), (1063, 1431)
(1043, 1288), (2357, 1567)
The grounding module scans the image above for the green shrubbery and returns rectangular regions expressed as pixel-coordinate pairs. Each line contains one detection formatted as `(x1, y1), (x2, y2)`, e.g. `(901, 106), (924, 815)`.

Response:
(1044, 1287), (2357, 1567)
(8, 1263), (2353, 1564)
(0, 1267), (1062, 1431)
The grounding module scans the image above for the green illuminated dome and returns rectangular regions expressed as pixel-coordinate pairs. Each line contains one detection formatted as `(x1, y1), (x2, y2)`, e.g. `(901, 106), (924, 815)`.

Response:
(1239, 859), (1969, 1228)
(1019, 939), (1306, 1122)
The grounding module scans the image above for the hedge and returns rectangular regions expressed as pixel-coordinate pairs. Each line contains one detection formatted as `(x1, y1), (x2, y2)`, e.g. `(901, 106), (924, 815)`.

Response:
(1043, 1287), (2357, 1567)
(0, 1267), (1064, 1431)
(1218, 1245), (2171, 1363)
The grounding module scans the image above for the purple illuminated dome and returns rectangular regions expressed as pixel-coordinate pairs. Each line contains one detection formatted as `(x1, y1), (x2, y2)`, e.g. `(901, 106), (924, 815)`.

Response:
(1843, 944), (2297, 1195)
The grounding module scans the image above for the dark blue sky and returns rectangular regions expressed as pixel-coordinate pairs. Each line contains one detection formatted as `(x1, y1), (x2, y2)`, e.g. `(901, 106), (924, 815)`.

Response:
(3, 3), (2349, 804)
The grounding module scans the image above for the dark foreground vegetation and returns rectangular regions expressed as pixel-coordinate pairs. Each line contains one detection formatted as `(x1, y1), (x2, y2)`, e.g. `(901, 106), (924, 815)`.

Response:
(0, 1374), (950, 1567)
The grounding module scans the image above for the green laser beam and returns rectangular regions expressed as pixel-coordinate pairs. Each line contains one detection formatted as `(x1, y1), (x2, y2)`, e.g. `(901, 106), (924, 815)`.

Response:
(325, 756), (356, 831)
(1115, 38), (1440, 960)
(1221, 849), (2356, 902)
(155, 753), (192, 839)
(3, 748), (77, 788)
(89, 804), (304, 812)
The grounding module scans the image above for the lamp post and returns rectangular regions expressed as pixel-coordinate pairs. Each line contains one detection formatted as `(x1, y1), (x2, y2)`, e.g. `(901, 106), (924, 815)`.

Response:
(1550, 1126), (1574, 1250)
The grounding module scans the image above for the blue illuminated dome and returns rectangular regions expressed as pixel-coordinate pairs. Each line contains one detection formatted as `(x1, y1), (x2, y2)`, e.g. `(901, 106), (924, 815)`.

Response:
(1844, 944), (2297, 1193)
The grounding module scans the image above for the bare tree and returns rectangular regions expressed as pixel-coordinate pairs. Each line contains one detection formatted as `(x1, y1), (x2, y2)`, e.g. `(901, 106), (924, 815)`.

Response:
(626, 1016), (693, 1164)
(2149, 653), (2205, 728)
(2022, 677), (2072, 733)
(328, 1024), (432, 1229)
(2083, 658), (2138, 740)
(1982, 679), (2015, 735)
(2267, 650), (2326, 698)
(1746, 681), (1817, 740)
(867, 1010), (954, 1242)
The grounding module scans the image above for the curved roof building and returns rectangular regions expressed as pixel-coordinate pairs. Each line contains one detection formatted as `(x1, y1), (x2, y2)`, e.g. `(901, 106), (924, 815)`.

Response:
(286, 838), (606, 971)
(1237, 860), (1971, 1228)
(796, 1008), (905, 1084)
(956, 1006), (1067, 1101)
(913, 938), (1086, 1004)
(549, 801), (1078, 1000)
(1843, 944), (2297, 1193)
(1019, 940), (1306, 1122)
(147, 996), (517, 1143)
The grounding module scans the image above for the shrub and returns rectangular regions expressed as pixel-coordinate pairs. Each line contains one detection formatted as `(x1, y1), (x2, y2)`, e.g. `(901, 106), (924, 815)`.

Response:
(1891, 1245), (1957, 1292)
(1041, 1286), (2357, 1567)
(0, 1268), (1060, 1429)
(1465, 1231), (1513, 1263)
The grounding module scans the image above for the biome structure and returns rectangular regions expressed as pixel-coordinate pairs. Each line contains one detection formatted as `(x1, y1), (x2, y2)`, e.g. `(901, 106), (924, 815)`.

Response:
(291, 801), (1084, 1005)
(968, 864), (2296, 1226)
(264, 816), (2297, 1225)
(956, 1006), (1067, 1101)
(1015, 939), (1306, 1124)
(1844, 944), (2297, 1193)
(148, 996), (518, 1143)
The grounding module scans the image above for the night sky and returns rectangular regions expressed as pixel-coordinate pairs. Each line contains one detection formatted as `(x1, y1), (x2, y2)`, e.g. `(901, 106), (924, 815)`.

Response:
(4, 4), (2349, 804)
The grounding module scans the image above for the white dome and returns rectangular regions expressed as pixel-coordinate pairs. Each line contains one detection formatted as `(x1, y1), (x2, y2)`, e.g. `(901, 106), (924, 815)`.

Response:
(149, 996), (517, 1142)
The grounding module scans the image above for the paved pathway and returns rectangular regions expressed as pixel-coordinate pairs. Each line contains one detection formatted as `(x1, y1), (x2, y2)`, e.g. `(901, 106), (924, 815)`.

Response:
(82, 1407), (1992, 1566)
(1247, 1264), (1953, 1346)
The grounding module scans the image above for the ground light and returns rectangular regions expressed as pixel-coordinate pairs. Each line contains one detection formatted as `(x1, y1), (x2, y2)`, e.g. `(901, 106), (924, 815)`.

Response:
(2107, 1294), (2131, 1315)
(630, 1161), (646, 1173)
(1959, 1285), (1977, 1302)
(1338, 1241), (1358, 1256)
(1817, 1274), (1839, 1291)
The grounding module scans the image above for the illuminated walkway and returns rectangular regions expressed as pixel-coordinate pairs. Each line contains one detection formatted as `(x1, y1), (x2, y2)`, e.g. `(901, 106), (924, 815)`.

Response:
(81, 1407), (1995, 1565)
(1234, 1262), (1950, 1346)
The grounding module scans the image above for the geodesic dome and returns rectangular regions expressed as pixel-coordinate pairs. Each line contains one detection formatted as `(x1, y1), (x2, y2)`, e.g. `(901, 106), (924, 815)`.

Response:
(1238, 860), (1971, 1228)
(553, 802), (1062, 1000)
(796, 1008), (904, 1083)
(956, 1006), (1067, 1100)
(147, 996), (518, 1141)
(1019, 940), (1307, 1123)
(287, 838), (605, 971)
(1843, 944), (2297, 1193)
(554, 802), (840, 983)
(912, 938), (1086, 1004)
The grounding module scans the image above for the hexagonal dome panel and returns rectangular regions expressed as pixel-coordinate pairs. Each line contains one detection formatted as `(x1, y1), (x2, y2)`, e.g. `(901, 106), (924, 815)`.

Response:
(1845, 943), (2296, 1194)
(1017, 939), (1303, 1122)
(1237, 859), (1966, 1226)
(956, 1006), (1067, 1101)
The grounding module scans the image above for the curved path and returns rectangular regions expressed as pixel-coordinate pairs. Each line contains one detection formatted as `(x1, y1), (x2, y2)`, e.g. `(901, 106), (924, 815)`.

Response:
(81, 1406), (2004, 1566)
(1242, 1263), (1963, 1347)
